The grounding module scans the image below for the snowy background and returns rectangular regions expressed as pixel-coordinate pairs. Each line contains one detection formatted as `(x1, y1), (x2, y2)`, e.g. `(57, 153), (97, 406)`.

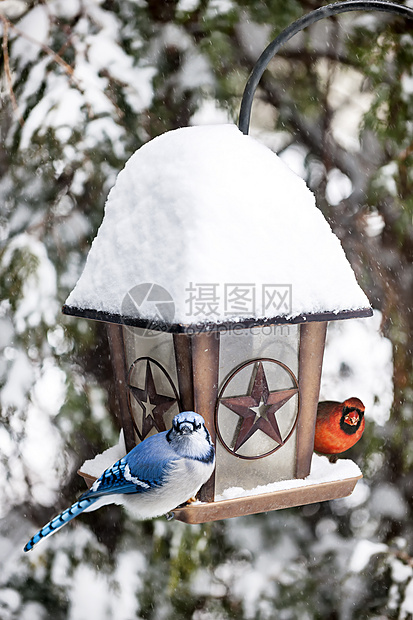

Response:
(1, 1), (413, 618)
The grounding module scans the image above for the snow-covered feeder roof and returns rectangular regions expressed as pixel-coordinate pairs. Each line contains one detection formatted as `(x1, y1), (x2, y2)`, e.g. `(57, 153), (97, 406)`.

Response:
(63, 124), (371, 332)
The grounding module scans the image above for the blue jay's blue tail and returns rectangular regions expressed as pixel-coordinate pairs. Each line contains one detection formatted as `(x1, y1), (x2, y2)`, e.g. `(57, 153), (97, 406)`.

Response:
(23, 495), (98, 552)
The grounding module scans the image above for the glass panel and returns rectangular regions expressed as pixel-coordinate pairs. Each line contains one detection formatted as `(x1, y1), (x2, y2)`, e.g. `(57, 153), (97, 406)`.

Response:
(215, 324), (299, 496)
(123, 327), (180, 442)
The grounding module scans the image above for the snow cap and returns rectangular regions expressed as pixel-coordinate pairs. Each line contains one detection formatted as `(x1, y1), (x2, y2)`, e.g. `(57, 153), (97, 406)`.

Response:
(64, 124), (371, 331)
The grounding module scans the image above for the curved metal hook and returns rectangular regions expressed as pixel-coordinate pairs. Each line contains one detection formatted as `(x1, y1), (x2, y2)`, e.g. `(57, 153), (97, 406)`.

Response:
(238, 0), (413, 135)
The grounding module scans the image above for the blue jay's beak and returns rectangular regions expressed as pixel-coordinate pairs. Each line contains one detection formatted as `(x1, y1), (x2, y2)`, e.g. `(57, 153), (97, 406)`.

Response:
(178, 422), (194, 435)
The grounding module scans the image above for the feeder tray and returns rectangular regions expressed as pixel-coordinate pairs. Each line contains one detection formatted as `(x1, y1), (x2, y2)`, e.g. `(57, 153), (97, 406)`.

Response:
(172, 475), (362, 523)
(78, 461), (362, 524)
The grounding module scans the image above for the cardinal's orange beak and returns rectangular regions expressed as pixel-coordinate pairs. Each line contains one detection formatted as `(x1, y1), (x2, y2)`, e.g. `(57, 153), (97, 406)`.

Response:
(344, 409), (360, 426)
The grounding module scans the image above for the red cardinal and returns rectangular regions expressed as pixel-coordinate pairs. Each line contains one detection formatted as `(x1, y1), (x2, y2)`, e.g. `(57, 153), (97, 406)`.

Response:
(314, 397), (365, 461)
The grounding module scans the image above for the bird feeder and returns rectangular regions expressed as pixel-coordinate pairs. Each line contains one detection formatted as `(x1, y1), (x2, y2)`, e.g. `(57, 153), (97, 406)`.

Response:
(63, 124), (371, 522)
(62, 0), (413, 523)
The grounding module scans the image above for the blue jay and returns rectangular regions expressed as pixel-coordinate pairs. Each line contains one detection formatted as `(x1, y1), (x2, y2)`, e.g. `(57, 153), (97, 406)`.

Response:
(24, 411), (215, 552)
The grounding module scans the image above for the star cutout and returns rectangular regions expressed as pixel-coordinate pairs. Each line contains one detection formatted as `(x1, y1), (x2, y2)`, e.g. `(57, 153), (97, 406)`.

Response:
(221, 362), (298, 453)
(142, 395), (157, 419)
(128, 360), (176, 439)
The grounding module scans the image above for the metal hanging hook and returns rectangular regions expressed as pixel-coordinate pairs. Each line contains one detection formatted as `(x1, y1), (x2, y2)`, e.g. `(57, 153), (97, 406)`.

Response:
(238, 0), (413, 135)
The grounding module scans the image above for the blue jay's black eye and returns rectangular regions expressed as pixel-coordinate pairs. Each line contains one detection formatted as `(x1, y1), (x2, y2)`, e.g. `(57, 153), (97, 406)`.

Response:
(195, 422), (202, 430)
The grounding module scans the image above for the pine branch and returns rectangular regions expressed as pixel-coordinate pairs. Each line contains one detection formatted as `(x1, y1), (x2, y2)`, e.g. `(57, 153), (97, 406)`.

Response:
(0, 17), (24, 127)
(3, 15), (75, 78)
(0, 13), (87, 126)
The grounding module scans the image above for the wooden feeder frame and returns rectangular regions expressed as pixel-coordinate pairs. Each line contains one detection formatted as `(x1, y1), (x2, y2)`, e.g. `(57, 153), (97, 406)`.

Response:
(76, 317), (366, 523)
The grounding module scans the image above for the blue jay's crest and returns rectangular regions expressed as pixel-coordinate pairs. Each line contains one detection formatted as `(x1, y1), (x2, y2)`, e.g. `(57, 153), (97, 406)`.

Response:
(168, 412), (214, 463)
(24, 411), (215, 552)
(172, 411), (206, 434)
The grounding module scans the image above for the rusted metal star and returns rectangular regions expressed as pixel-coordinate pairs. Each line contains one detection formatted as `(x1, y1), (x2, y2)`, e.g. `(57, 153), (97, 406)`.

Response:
(128, 359), (176, 439)
(221, 361), (298, 452)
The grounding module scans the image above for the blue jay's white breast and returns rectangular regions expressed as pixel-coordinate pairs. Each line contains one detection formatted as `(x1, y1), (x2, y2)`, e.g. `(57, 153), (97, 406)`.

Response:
(124, 457), (214, 518)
